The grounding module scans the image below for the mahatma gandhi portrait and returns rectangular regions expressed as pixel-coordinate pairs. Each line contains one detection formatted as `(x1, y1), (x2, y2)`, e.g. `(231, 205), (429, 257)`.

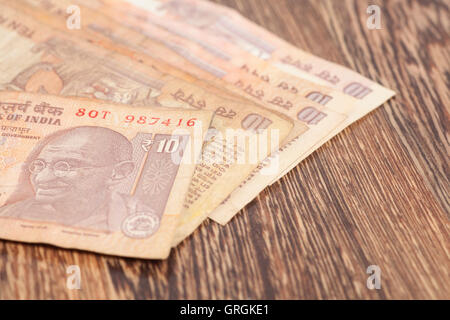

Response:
(0, 126), (138, 232)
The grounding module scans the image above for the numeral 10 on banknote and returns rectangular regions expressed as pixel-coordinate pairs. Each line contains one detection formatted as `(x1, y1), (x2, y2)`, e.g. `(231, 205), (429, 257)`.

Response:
(141, 137), (181, 154)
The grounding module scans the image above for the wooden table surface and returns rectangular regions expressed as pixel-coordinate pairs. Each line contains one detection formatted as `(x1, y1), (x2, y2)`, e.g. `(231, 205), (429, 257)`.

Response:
(0, 0), (448, 300)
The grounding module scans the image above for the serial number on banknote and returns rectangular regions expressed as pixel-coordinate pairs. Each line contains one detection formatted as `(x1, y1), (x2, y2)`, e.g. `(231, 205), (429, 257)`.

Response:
(75, 108), (198, 127)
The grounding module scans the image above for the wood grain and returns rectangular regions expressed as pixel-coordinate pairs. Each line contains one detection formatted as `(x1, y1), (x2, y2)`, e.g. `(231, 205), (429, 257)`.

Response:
(0, 0), (448, 299)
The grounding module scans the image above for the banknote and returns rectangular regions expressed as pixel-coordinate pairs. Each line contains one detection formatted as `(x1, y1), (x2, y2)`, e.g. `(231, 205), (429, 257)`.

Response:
(0, 3), (296, 243)
(117, 0), (396, 158)
(11, 0), (353, 146)
(127, 0), (395, 107)
(13, 0), (357, 228)
(50, 0), (355, 124)
(0, 91), (213, 259)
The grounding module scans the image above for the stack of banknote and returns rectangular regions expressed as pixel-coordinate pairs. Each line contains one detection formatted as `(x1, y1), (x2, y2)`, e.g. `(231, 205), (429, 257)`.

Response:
(0, 0), (395, 259)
